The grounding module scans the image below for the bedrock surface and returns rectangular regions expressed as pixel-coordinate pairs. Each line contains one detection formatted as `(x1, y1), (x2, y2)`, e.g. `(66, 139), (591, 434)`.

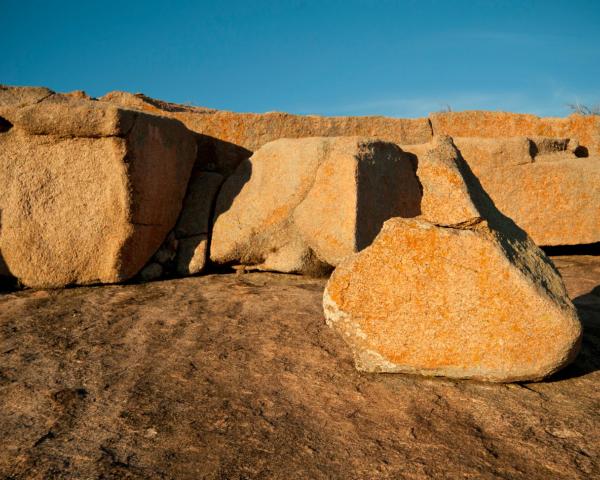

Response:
(0, 256), (599, 479)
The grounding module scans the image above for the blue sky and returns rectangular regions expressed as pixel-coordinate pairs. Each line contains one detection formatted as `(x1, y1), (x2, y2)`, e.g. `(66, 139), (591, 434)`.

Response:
(2, 0), (599, 117)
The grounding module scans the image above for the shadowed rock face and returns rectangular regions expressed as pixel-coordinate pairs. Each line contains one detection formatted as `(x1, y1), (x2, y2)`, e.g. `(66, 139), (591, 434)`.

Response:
(210, 137), (422, 274)
(139, 171), (225, 280)
(174, 171), (224, 276)
(324, 137), (582, 382)
(0, 87), (197, 288)
(0, 257), (598, 479)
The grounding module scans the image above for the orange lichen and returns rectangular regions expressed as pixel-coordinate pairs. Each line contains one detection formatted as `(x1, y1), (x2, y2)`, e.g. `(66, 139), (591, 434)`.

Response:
(324, 218), (581, 381)
(431, 111), (600, 156)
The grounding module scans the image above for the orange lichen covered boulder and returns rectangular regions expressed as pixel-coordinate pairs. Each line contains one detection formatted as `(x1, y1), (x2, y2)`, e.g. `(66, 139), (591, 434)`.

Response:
(323, 217), (582, 382)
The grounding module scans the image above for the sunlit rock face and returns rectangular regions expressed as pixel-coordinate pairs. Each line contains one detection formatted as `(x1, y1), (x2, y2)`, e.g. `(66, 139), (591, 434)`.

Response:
(0, 86), (197, 288)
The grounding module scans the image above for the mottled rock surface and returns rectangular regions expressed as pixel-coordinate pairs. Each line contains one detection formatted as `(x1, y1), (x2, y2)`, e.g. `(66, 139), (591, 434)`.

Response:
(211, 137), (422, 274)
(0, 87), (197, 288)
(431, 110), (600, 156)
(454, 136), (600, 246)
(324, 217), (581, 381)
(0, 256), (598, 479)
(0, 85), (54, 108)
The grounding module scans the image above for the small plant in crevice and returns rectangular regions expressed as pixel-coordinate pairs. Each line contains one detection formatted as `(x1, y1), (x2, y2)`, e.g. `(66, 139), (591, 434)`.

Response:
(566, 102), (600, 116)
(436, 104), (453, 113)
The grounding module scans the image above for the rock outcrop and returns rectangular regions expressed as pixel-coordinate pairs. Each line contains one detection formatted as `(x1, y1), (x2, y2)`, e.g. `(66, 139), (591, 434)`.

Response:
(323, 138), (582, 382)
(0, 87), (197, 288)
(1, 85), (598, 288)
(101, 91), (433, 175)
(102, 92), (600, 172)
(453, 136), (600, 246)
(430, 110), (600, 157)
(101, 92), (600, 248)
(210, 137), (422, 274)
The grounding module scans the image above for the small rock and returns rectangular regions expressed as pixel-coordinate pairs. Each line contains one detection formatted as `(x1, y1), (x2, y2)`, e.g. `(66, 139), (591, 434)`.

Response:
(139, 263), (163, 281)
(154, 246), (176, 265)
(176, 235), (208, 275)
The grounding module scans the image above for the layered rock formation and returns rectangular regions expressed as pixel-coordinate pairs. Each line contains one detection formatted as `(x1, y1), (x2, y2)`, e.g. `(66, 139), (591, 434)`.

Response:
(1, 84), (598, 283)
(101, 91), (433, 175)
(0, 87), (197, 288)
(431, 110), (600, 157)
(323, 138), (582, 382)
(102, 90), (600, 166)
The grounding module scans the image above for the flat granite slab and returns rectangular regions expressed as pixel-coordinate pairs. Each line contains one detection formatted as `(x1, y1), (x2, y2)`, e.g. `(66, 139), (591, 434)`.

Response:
(0, 255), (599, 479)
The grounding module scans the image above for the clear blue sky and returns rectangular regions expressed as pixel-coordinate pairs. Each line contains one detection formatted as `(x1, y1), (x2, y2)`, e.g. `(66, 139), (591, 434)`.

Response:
(2, 0), (599, 117)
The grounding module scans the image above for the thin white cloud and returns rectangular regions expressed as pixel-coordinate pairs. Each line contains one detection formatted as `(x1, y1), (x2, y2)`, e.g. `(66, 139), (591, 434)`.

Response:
(296, 89), (599, 118)
(446, 30), (553, 45)
(298, 92), (541, 117)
